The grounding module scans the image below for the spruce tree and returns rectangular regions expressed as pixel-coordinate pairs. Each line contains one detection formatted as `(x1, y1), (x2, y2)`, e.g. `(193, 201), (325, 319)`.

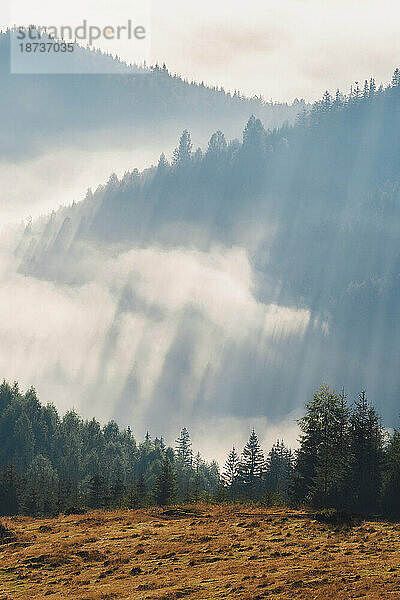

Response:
(192, 452), (203, 502)
(392, 68), (400, 87)
(175, 427), (193, 468)
(89, 473), (106, 510)
(207, 130), (227, 155)
(222, 446), (240, 499)
(292, 385), (349, 508)
(172, 130), (192, 165)
(0, 465), (19, 516)
(238, 429), (265, 500)
(0, 381), (13, 416)
(157, 153), (169, 173)
(154, 455), (176, 506)
(265, 440), (293, 503)
(136, 472), (147, 507)
(23, 455), (59, 516)
(346, 391), (385, 513)
(383, 428), (400, 516)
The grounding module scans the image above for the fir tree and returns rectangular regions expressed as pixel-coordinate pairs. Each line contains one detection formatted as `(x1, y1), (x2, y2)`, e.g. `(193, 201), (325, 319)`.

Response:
(0, 465), (19, 516)
(392, 68), (400, 87)
(24, 455), (59, 516)
(154, 454), (176, 506)
(292, 385), (348, 508)
(346, 391), (385, 513)
(136, 472), (147, 507)
(265, 440), (293, 503)
(383, 428), (400, 516)
(89, 472), (106, 510)
(239, 429), (265, 499)
(222, 446), (240, 500)
(175, 427), (193, 468)
(172, 130), (192, 165)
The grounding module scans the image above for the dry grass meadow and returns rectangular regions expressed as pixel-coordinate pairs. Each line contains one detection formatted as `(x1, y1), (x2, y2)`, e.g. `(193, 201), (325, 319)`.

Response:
(1, 504), (400, 600)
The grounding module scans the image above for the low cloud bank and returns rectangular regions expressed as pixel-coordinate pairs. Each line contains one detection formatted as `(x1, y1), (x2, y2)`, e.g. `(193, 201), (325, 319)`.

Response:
(0, 234), (311, 459)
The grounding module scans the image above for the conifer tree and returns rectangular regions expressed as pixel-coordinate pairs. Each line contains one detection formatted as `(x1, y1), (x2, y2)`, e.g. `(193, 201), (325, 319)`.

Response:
(136, 472), (147, 507)
(89, 472), (106, 509)
(207, 130), (227, 155)
(192, 452), (203, 502)
(242, 115), (266, 154)
(175, 427), (193, 468)
(223, 446), (240, 487)
(346, 391), (385, 513)
(382, 428), (400, 516)
(0, 465), (19, 516)
(292, 385), (349, 508)
(13, 412), (35, 471)
(369, 78), (376, 96)
(239, 429), (265, 499)
(322, 90), (332, 111)
(155, 436), (166, 451)
(24, 455), (59, 516)
(392, 68), (400, 87)
(222, 446), (240, 500)
(172, 130), (192, 165)
(154, 454), (176, 506)
(0, 380), (13, 415)
(265, 440), (293, 503)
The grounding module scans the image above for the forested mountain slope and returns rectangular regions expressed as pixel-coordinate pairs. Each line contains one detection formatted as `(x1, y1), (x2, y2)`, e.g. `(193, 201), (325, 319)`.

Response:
(14, 72), (400, 434)
(0, 29), (303, 160)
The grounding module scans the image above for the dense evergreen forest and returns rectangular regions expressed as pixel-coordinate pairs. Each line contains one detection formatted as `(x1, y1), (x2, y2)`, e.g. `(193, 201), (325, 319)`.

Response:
(1, 380), (400, 518)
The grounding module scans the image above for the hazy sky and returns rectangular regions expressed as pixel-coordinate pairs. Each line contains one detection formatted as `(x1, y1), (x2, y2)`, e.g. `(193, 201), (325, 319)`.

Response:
(3, 0), (400, 101)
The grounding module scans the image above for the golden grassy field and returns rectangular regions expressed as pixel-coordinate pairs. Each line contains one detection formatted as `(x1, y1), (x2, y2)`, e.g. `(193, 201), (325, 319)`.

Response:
(1, 504), (400, 600)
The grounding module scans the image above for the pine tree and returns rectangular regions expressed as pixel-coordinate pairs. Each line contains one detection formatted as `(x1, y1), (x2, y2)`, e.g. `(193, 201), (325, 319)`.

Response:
(333, 89), (343, 109)
(112, 474), (125, 507)
(369, 78), (376, 96)
(222, 446), (240, 499)
(136, 472), (147, 507)
(207, 130), (227, 155)
(382, 428), (400, 516)
(0, 380), (13, 416)
(242, 115), (266, 154)
(13, 412), (35, 470)
(128, 483), (139, 509)
(23, 455), (59, 516)
(192, 452), (203, 502)
(0, 465), (19, 516)
(292, 385), (349, 508)
(88, 472), (106, 510)
(172, 130), (192, 165)
(363, 79), (369, 99)
(154, 436), (166, 451)
(265, 440), (293, 503)
(175, 428), (193, 502)
(175, 427), (193, 468)
(238, 429), (265, 500)
(392, 68), (400, 87)
(322, 90), (332, 111)
(154, 455), (176, 506)
(346, 391), (385, 513)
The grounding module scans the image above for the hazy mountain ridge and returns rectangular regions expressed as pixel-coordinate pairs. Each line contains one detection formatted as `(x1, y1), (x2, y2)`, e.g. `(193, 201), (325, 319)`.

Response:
(0, 29), (304, 161)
